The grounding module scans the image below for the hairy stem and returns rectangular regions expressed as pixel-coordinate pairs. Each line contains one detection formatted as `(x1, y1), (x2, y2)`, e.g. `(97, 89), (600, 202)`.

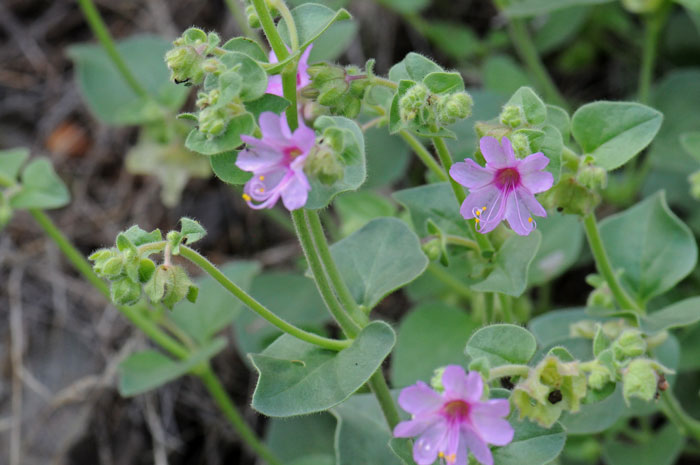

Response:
(399, 130), (448, 181)
(198, 367), (283, 465)
(272, 0), (299, 50)
(76, 0), (149, 99)
(179, 245), (350, 350)
(250, 0), (289, 60)
(224, 0), (264, 47)
(638, 7), (669, 104)
(582, 213), (642, 312)
(488, 364), (530, 381)
(507, 18), (568, 110)
(367, 371), (401, 429)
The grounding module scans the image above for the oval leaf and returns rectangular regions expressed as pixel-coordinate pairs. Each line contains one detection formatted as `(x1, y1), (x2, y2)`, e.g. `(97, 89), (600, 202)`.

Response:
(185, 113), (255, 156)
(465, 324), (537, 366)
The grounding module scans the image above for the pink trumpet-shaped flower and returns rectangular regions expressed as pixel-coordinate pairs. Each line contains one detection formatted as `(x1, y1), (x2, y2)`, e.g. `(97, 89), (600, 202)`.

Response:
(266, 45), (313, 96)
(236, 112), (314, 210)
(449, 136), (553, 236)
(394, 366), (514, 465)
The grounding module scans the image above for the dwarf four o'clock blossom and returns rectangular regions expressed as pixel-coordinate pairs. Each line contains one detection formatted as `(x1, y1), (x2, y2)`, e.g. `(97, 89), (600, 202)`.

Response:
(394, 366), (514, 465)
(266, 45), (313, 96)
(449, 136), (553, 236)
(236, 112), (314, 210)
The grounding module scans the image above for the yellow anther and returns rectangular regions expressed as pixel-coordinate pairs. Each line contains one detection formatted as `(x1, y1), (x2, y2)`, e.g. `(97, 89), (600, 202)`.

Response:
(475, 218), (480, 223)
(242, 193), (251, 201)
(258, 187), (265, 193)
(528, 217), (533, 223)
(438, 452), (445, 458)
(259, 175), (265, 181)
(475, 210), (481, 216)
(482, 206), (487, 211)
(447, 454), (456, 463)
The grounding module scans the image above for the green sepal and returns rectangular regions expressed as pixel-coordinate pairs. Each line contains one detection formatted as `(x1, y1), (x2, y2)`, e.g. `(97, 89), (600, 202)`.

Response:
(111, 276), (142, 306)
(116, 233), (136, 253)
(138, 258), (157, 283)
(144, 266), (169, 303)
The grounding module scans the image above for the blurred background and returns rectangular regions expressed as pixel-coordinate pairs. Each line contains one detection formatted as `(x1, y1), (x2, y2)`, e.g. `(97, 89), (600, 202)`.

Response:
(1, 0), (700, 464)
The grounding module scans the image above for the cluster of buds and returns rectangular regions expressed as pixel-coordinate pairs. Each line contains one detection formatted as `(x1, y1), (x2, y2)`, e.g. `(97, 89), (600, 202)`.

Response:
(499, 104), (523, 128)
(585, 274), (615, 309)
(195, 86), (246, 137)
(165, 28), (221, 86)
(89, 219), (206, 308)
(306, 64), (371, 118)
(398, 82), (473, 127)
(305, 126), (349, 185)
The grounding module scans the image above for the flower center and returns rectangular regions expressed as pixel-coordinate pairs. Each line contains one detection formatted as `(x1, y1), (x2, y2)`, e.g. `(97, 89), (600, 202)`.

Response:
(494, 167), (520, 191)
(442, 400), (470, 421)
(284, 147), (303, 159)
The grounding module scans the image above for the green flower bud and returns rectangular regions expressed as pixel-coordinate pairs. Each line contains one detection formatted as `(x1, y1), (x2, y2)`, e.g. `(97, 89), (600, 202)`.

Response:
(101, 256), (124, 278)
(510, 132), (531, 159)
(305, 146), (344, 185)
(622, 359), (658, 404)
(587, 284), (615, 309)
(468, 357), (491, 381)
(540, 175), (600, 216)
(613, 329), (647, 360)
(202, 57), (224, 74)
(177, 27), (207, 47)
(246, 5), (261, 28)
(399, 83), (429, 124)
(581, 360), (614, 390)
(110, 276), (142, 306)
(318, 80), (350, 106)
(577, 162), (608, 191)
(621, 0), (664, 13)
(334, 95), (362, 119)
(499, 104), (523, 128)
(436, 92), (473, 125)
(689, 170), (700, 199)
(165, 46), (205, 85)
(422, 238), (442, 261)
(474, 121), (511, 142)
(569, 320), (597, 339)
(430, 367), (447, 391)
(198, 106), (227, 136)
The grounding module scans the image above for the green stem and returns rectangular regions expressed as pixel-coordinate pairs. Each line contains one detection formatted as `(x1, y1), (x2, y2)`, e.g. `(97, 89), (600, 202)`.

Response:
(399, 130), (448, 181)
(179, 245), (350, 351)
(444, 235), (479, 251)
(29, 209), (188, 359)
(638, 7), (669, 104)
(291, 210), (361, 338)
(272, 0), (299, 50)
(661, 390), (700, 441)
(507, 18), (568, 109)
(582, 213), (642, 312)
(370, 76), (398, 90)
(198, 368), (283, 465)
(282, 70), (299, 130)
(497, 293), (514, 323)
(250, 0), (289, 60)
(306, 210), (368, 326)
(367, 371), (401, 429)
(487, 364), (530, 381)
(431, 134), (494, 256)
(76, 0), (149, 99)
(427, 262), (472, 301)
(224, 0), (264, 47)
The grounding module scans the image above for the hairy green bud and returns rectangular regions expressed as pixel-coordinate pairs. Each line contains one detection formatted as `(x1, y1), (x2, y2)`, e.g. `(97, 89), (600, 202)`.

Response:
(577, 162), (608, 191)
(613, 329), (647, 360)
(430, 366), (447, 392)
(622, 359), (658, 403)
(165, 46), (205, 85)
(436, 92), (473, 125)
(689, 170), (700, 199)
(499, 104), (523, 128)
(305, 146), (344, 185)
(110, 276), (142, 306)
(245, 5), (261, 28)
(399, 83), (429, 124)
(510, 132), (531, 159)
(581, 359), (614, 391)
(540, 175), (600, 216)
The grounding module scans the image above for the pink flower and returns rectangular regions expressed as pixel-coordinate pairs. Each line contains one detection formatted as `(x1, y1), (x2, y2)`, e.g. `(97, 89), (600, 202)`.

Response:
(266, 45), (313, 97)
(236, 112), (314, 210)
(449, 136), (553, 236)
(394, 366), (514, 465)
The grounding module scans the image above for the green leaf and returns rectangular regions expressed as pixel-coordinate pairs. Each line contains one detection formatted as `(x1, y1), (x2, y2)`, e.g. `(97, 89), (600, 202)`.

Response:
(210, 151), (253, 185)
(392, 303), (478, 387)
(545, 105), (571, 143)
(179, 217), (206, 244)
(506, 86), (547, 125)
(249, 321), (395, 416)
(493, 418), (566, 465)
(9, 158), (70, 210)
(398, 52), (443, 82)
(393, 182), (469, 236)
(680, 131), (700, 162)
(121, 225), (162, 246)
(534, 6), (589, 54)
(465, 324), (538, 366)
(246, 94), (290, 120)
(219, 51), (268, 101)
(528, 212), (583, 286)
(528, 308), (588, 346)
(422, 72), (464, 94)
(265, 414), (336, 465)
(67, 35), (187, 125)
(559, 385), (626, 434)
(222, 37), (267, 61)
(472, 231), (541, 296)
(331, 393), (402, 465)
(379, 0), (430, 13)
(363, 127), (410, 189)
(504, 0), (613, 18)
(306, 116), (366, 209)
(483, 55), (532, 97)
(571, 101), (663, 171)
(418, 21), (483, 61)
(234, 272), (329, 357)
(640, 296), (700, 333)
(0, 147), (29, 185)
(334, 191), (396, 237)
(602, 423), (684, 465)
(308, 21), (358, 62)
(599, 192), (697, 303)
(185, 113), (255, 156)
(118, 338), (226, 396)
(170, 261), (259, 344)
(328, 217), (428, 310)
(277, 3), (352, 50)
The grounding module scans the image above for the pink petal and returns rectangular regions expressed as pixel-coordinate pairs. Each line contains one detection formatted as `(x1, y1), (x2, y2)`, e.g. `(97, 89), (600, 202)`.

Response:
(505, 189), (536, 236)
(450, 159), (495, 190)
(280, 173), (310, 210)
(413, 421), (447, 465)
(462, 428), (494, 465)
(520, 170), (553, 194)
(258, 112), (291, 141)
(297, 45), (313, 89)
(480, 137), (510, 169)
(235, 146), (283, 172)
(394, 415), (438, 438)
(291, 122), (316, 155)
(398, 381), (444, 415)
(442, 366), (483, 402)
(500, 137), (517, 165)
(517, 152), (549, 174)
(443, 422), (462, 459)
(460, 185), (508, 234)
(455, 437), (468, 465)
(472, 399), (511, 418)
(470, 416), (514, 446)
(265, 75), (284, 97)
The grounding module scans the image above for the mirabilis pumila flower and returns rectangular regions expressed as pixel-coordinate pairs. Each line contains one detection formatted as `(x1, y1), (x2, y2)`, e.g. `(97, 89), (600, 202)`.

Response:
(235, 112), (314, 210)
(394, 365), (514, 465)
(266, 45), (313, 96)
(449, 136), (553, 236)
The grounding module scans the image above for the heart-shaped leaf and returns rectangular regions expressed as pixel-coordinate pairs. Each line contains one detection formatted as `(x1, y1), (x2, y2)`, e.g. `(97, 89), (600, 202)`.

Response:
(465, 324), (538, 366)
